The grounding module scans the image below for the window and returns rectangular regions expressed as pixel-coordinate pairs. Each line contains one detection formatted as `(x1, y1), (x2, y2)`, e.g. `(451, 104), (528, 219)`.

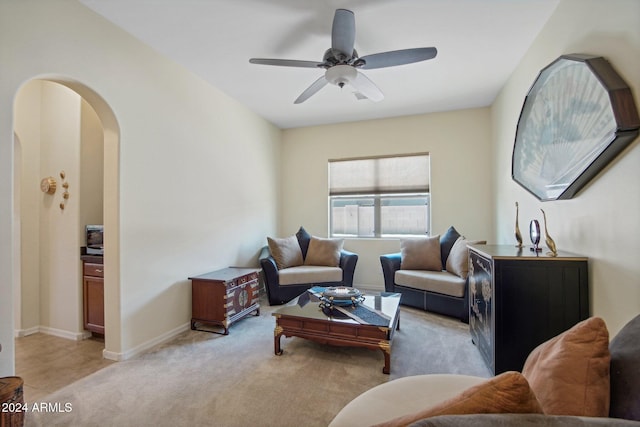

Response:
(329, 154), (430, 238)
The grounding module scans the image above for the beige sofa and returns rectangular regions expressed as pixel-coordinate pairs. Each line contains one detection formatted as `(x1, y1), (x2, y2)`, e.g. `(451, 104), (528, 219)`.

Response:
(330, 314), (640, 427)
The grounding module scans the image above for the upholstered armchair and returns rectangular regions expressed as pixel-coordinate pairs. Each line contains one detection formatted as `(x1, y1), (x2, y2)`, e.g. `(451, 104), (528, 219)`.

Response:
(380, 226), (484, 323)
(259, 227), (358, 305)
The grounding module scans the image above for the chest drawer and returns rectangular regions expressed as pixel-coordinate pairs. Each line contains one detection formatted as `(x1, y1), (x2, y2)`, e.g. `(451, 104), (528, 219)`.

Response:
(84, 263), (104, 277)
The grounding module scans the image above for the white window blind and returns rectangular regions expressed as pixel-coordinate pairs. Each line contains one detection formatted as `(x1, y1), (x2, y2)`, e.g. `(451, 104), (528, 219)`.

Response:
(329, 154), (431, 237)
(329, 154), (430, 195)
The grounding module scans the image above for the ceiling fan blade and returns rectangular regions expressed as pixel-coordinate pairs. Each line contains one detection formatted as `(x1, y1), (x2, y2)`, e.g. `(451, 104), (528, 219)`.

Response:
(249, 58), (324, 68)
(350, 71), (383, 102)
(331, 9), (355, 61)
(358, 47), (438, 69)
(294, 76), (329, 104)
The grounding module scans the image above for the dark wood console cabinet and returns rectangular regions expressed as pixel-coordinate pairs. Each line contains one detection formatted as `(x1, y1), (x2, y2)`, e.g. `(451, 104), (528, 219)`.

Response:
(81, 254), (104, 336)
(468, 245), (589, 375)
(189, 267), (260, 335)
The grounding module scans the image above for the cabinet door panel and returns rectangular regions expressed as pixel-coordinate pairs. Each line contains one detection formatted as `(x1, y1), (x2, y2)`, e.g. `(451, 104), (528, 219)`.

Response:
(469, 251), (493, 372)
(84, 277), (104, 334)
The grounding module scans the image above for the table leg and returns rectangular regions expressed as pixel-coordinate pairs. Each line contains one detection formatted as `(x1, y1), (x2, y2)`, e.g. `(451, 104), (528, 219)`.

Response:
(274, 325), (283, 355)
(380, 341), (391, 374)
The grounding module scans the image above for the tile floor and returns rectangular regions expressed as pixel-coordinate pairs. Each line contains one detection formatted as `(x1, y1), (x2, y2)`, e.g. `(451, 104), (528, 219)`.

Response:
(15, 333), (114, 403)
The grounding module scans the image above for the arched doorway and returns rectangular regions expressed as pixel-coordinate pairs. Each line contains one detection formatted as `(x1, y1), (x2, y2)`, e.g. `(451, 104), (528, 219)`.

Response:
(12, 76), (120, 367)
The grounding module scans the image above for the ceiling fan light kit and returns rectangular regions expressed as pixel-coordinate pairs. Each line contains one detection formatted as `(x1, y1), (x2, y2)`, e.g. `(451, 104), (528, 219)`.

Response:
(325, 65), (357, 88)
(249, 8), (437, 104)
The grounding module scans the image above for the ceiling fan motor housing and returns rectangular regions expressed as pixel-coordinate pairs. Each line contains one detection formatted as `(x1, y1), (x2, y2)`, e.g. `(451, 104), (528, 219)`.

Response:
(325, 64), (357, 87)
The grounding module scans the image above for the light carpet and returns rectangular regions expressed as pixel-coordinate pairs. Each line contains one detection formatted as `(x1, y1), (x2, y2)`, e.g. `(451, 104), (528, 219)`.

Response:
(25, 296), (490, 427)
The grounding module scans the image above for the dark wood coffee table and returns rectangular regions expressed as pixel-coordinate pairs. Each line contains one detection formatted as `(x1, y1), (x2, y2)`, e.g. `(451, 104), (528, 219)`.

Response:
(272, 289), (401, 374)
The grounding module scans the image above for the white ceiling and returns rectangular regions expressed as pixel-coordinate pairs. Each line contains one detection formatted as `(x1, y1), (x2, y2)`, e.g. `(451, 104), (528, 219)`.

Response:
(79, 0), (559, 129)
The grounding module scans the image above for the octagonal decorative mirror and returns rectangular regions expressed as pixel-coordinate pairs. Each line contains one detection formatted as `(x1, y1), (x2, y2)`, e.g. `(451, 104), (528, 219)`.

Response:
(512, 54), (639, 201)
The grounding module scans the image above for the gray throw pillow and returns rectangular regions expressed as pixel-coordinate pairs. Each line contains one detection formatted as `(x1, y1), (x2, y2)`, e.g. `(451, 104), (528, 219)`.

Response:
(439, 226), (461, 267)
(267, 235), (303, 270)
(304, 236), (343, 267)
(400, 236), (442, 271)
(609, 314), (640, 420)
(296, 226), (312, 260)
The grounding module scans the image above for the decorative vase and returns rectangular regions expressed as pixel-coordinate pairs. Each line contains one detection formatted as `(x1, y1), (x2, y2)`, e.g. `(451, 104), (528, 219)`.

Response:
(540, 209), (558, 257)
(514, 202), (523, 248)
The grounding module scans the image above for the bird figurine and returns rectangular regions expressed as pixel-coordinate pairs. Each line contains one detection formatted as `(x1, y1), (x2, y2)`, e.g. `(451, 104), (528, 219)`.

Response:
(540, 209), (557, 256)
(515, 202), (523, 248)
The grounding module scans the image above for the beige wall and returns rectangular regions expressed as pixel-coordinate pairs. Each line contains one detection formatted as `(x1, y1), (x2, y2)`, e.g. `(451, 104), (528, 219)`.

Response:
(39, 82), (83, 336)
(80, 99), (104, 230)
(13, 82), (42, 334)
(491, 0), (640, 336)
(281, 108), (493, 288)
(0, 0), (281, 374)
(13, 81), (104, 339)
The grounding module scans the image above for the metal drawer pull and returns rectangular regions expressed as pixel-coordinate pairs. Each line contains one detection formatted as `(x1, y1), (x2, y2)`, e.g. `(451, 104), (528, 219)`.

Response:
(95, 269), (103, 273)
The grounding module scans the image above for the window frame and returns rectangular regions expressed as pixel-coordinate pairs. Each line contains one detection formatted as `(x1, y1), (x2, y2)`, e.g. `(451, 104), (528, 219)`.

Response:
(328, 153), (431, 238)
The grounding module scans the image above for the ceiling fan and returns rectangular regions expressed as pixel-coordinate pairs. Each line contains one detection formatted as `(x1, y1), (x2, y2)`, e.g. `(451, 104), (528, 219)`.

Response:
(249, 9), (438, 104)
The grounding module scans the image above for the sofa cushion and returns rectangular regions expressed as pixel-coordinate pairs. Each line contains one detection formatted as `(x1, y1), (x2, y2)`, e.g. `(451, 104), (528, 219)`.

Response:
(439, 226), (461, 267)
(296, 226), (312, 259)
(609, 314), (640, 421)
(445, 238), (485, 279)
(304, 237), (343, 267)
(395, 270), (466, 298)
(373, 371), (543, 427)
(522, 316), (611, 417)
(267, 235), (303, 270)
(400, 236), (442, 271)
(278, 265), (342, 285)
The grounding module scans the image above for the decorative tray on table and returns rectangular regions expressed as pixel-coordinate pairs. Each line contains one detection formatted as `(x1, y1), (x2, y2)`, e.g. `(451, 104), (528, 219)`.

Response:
(319, 287), (365, 309)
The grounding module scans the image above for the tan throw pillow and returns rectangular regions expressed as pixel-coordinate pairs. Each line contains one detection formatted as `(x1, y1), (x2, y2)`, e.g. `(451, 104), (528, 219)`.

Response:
(522, 316), (611, 417)
(445, 237), (485, 279)
(267, 235), (303, 270)
(373, 371), (543, 427)
(400, 236), (442, 271)
(304, 237), (343, 267)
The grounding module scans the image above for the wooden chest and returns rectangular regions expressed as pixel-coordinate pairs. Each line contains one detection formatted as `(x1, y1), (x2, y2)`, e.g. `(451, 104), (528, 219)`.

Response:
(189, 267), (260, 335)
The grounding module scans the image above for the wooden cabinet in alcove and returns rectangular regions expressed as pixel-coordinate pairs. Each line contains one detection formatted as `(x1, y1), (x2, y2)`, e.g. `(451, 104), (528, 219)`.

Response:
(81, 253), (104, 335)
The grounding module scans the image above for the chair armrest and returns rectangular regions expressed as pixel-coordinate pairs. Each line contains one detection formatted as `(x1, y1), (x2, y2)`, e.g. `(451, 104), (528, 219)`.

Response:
(339, 250), (358, 287)
(380, 253), (402, 292)
(259, 245), (279, 290)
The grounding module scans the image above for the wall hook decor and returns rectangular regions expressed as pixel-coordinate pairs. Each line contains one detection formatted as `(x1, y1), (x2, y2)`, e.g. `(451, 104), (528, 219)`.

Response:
(59, 171), (69, 210)
(40, 176), (57, 195)
(540, 209), (557, 257)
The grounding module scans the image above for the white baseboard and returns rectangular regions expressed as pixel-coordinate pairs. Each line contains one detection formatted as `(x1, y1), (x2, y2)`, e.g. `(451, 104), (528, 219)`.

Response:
(15, 326), (40, 337)
(102, 322), (191, 361)
(16, 323), (191, 362)
(15, 326), (90, 341)
(39, 326), (90, 341)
